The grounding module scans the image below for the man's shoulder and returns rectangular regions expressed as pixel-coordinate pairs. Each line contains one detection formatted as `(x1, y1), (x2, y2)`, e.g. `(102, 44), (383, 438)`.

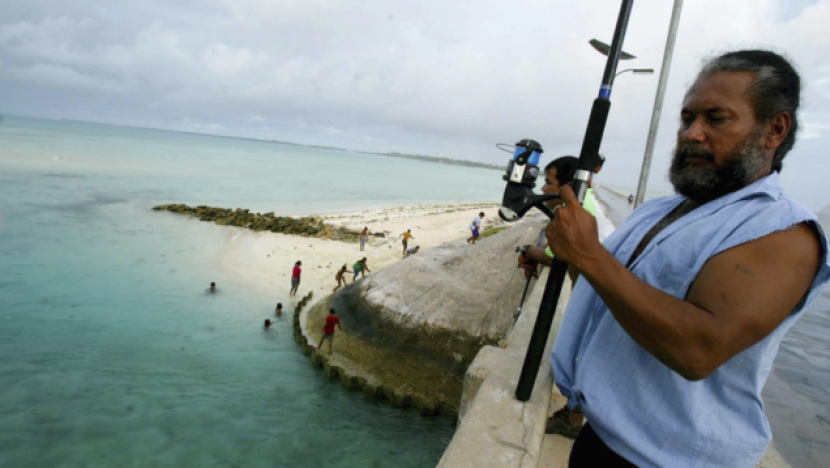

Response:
(637, 193), (681, 210)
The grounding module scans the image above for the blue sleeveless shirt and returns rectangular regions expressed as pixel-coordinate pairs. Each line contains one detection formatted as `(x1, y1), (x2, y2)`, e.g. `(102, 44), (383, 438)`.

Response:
(552, 172), (830, 468)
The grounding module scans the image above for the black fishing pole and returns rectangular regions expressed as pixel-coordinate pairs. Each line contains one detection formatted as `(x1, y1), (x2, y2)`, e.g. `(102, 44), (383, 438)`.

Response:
(497, 0), (635, 402)
(513, 227), (548, 327)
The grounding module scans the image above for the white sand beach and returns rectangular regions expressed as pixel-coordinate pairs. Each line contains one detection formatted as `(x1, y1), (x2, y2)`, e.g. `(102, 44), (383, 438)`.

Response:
(216, 203), (505, 306)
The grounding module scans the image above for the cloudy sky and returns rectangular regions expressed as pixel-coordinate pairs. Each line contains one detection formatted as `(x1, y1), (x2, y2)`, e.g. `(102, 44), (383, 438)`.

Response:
(1, 0), (829, 207)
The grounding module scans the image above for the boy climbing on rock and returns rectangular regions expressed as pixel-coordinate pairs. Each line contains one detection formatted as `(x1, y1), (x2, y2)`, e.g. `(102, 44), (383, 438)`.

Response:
(316, 308), (342, 356)
(333, 265), (353, 292)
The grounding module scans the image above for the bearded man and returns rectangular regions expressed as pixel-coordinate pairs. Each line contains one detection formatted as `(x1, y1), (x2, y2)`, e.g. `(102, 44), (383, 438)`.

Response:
(545, 50), (830, 467)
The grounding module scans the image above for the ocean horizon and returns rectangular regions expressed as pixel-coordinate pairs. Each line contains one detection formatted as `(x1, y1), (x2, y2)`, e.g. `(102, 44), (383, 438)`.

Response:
(1, 115), (829, 467)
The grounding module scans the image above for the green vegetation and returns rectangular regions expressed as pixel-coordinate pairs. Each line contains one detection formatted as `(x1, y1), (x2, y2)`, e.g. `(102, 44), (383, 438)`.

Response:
(365, 151), (502, 171)
(479, 226), (510, 239)
(270, 140), (502, 171)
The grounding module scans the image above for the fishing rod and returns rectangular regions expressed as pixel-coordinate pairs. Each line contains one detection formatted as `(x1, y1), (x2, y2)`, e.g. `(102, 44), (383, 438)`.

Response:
(496, 0), (635, 402)
(513, 227), (548, 327)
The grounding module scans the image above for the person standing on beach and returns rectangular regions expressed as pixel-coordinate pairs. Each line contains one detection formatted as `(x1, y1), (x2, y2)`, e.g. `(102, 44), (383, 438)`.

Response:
(544, 51), (830, 468)
(289, 261), (301, 298)
(316, 308), (342, 355)
(467, 212), (484, 244)
(628, 194), (634, 205)
(353, 257), (371, 280)
(399, 230), (414, 255)
(360, 227), (369, 251)
(333, 265), (353, 292)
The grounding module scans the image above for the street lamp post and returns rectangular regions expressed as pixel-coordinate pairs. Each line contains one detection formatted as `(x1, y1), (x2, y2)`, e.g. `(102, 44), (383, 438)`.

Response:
(634, 0), (684, 208)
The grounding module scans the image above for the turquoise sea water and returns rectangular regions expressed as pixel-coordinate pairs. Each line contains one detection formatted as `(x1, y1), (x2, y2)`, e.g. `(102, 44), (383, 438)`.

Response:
(0, 115), (506, 467)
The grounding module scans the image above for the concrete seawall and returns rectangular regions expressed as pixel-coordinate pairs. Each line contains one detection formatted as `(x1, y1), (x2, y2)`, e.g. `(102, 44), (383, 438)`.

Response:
(437, 269), (568, 468)
(294, 221), (548, 419)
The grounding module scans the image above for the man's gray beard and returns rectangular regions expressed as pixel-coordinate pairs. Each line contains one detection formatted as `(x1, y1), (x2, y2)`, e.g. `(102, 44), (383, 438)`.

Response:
(669, 130), (766, 204)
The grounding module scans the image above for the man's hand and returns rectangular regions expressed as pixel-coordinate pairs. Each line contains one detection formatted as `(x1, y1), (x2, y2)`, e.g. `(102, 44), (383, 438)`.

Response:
(520, 246), (552, 269)
(545, 185), (602, 267)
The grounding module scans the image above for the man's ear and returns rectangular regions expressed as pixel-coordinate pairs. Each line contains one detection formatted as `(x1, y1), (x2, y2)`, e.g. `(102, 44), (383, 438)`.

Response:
(764, 112), (792, 151)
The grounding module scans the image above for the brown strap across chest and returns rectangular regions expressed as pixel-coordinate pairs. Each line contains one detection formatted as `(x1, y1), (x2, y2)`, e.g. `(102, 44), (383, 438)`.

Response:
(627, 199), (699, 268)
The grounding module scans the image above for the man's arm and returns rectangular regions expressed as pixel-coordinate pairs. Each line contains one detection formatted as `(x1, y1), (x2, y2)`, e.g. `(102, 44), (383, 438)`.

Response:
(519, 247), (579, 284)
(522, 246), (553, 266)
(547, 186), (821, 381)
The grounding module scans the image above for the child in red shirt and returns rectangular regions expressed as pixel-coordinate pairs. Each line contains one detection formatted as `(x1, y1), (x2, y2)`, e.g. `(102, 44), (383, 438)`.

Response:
(316, 308), (342, 355)
(290, 260), (301, 298)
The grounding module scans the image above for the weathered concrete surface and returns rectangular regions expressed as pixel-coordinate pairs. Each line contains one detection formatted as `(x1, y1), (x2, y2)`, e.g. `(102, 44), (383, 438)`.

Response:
(536, 387), (573, 468)
(458, 345), (504, 420)
(304, 219), (548, 415)
(437, 269), (571, 468)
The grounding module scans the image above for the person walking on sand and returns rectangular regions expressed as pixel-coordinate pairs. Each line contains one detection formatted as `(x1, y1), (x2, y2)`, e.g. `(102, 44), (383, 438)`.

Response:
(403, 246), (420, 258)
(360, 227), (369, 251)
(333, 265), (353, 292)
(353, 257), (371, 280)
(289, 261), (301, 298)
(467, 212), (485, 244)
(316, 308), (342, 355)
(399, 229), (414, 255)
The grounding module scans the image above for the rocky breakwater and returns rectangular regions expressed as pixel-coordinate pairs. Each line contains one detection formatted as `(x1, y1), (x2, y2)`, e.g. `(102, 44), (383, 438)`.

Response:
(152, 204), (368, 242)
(301, 219), (547, 420)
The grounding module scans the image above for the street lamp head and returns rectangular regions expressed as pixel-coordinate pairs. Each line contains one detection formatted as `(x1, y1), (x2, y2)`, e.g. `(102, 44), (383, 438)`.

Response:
(614, 68), (655, 77)
(589, 38), (636, 60)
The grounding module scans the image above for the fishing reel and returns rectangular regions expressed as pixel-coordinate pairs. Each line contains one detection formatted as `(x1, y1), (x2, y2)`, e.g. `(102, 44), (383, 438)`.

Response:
(498, 139), (560, 221)
(515, 245), (531, 254)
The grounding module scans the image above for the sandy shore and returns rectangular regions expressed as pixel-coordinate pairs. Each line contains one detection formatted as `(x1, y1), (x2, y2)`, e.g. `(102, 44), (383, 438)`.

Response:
(216, 203), (503, 307)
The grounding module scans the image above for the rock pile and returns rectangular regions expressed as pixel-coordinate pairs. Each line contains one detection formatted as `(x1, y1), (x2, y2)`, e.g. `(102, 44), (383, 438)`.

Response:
(303, 220), (547, 417)
(152, 204), (364, 242)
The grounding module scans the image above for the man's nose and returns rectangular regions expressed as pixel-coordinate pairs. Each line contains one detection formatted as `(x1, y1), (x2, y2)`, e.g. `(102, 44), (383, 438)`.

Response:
(680, 117), (707, 144)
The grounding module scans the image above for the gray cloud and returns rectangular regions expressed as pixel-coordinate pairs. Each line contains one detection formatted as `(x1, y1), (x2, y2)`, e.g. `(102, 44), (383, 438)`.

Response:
(1, 0), (829, 208)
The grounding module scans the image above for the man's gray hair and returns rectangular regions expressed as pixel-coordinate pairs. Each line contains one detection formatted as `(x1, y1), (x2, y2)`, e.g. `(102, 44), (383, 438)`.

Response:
(695, 50), (801, 172)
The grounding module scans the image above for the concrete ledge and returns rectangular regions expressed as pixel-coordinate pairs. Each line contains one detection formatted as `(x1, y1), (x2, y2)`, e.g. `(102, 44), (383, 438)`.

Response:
(437, 269), (572, 468)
